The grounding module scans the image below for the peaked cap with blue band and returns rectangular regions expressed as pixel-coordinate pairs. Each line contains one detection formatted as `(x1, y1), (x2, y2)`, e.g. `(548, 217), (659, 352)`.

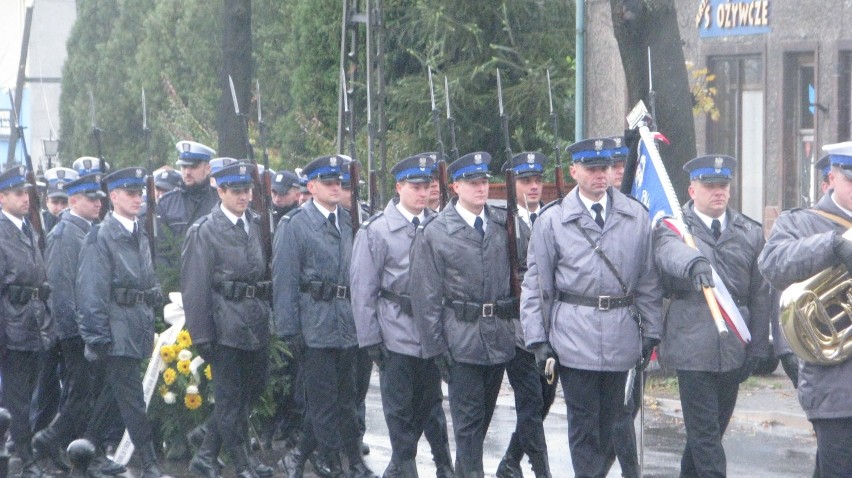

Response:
(823, 141), (852, 179)
(566, 138), (616, 166)
(175, 141), (216, 166)
(0, 165), (31, 191)
(448, 152), (492, 181)
(502, 152), (548, 178)
(103, 167), (147, 192)
(391, 153), (436, 183)
(64, 173), (106, 198)
(683, 155), (737, 183)
(72, 156), (109, 176)
(303, 155), (348, 181)
(212, 162), (255, 189)
(45, 167), (80, 198)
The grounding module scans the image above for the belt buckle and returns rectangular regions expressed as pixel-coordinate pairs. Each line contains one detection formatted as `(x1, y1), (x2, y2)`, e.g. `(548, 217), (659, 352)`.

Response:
(245, 285), (256, 299)
(481, 303), (495, 317)
(336, 285), (348, 299)
(136, 291), (146, 305)
(598, 296), (611, 311)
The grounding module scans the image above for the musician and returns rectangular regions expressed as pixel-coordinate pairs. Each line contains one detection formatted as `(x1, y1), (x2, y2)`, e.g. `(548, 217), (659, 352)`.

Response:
(759, 141), (852, 477)
(520, 138), (662, 478)
(656, 155), (772, 477)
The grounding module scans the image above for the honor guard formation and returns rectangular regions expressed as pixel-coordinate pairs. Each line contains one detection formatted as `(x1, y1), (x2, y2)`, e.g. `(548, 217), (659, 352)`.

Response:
(1, 102), (851, 478)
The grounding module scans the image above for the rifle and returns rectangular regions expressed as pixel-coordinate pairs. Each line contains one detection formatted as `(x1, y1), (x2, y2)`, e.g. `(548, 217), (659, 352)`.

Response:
(547, 70), (565, 199)
(141, 89), (157, 261)
(497, 70), (521, 299)
(341, 70), (363, 232)
(256, 80), (275, 240)
(6, 89), (45, 251)
(427, 67), (449, 209)
(444, 76), (459, 162)
(88, 87), (111, 219)
(228, 75), (272, 273)
(365, 14), (380, 214)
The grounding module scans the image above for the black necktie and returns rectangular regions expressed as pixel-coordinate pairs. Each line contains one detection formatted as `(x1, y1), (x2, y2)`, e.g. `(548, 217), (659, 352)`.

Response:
(591, 203), (605, 229)
(530, 212), (537, 225)
(328, 212), (336, 230)
(711, 219), (722, 240)
(132, 222), (140, 242)
(412, 217), (420, 227)
(236, 218), (246, 236)
(474, 216), (484, 238)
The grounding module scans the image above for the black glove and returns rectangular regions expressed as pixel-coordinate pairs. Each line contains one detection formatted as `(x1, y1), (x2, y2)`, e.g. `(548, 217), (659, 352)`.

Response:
(84, 343), (109, 363)
(639, 337), (660, 371)
(283, 334), (306, 362)
(689, 259), (715, 292)
(530, 342), (557, 378)
(833, 234), (852, 272)
(365, 344), (387, 371)
(196, 343), (215, 363)
(148, 287), (165, 310)
(779, 353), (799, 389)
(435, 352), (454, 384)
(738, 355), (758, 383)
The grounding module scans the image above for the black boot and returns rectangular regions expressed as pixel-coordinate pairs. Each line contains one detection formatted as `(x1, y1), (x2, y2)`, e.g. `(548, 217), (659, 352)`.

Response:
(382, 459), (418, 478)
(139, 442), (172, 478)
(432, 443), (453, 478)
(19, 446), (50, 478)
(244, 443), (273, 478)
(321, 450), (344, 478)
(529, 453), (551, 478)
(189, 427), (222, 478)
(309, 451), (334, 478)
(276, 446), (306, 478)
(495, 433), (524, 478)
(347, 453), (376, 478)
(32, 416), (70, 473)
(230, 445), (258, 478)
(90, 449), (126, 476)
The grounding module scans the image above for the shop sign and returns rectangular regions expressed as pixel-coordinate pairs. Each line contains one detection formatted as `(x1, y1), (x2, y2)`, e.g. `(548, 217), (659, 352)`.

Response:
(696, 0), (771, 38)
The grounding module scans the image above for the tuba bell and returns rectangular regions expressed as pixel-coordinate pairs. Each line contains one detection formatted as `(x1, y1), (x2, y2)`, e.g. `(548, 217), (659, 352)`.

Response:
(779, 264), (852, 365)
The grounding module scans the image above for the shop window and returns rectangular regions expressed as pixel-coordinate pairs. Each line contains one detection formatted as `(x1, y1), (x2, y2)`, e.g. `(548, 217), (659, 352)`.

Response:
(782, 53), (816, 208)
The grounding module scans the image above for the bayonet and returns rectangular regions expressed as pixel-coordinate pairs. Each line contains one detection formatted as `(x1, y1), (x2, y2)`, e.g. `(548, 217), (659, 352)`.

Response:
(444, 76), (459, 161)
(255, 79), (274, 264)
(141, 88), (157, 261)
(427, 67), (449, 208)
(496, 69), (521, 299)
(228, 75), (241, 116)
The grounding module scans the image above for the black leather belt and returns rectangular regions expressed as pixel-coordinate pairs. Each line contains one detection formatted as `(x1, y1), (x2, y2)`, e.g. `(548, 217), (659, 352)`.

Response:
(113, 287), (159, 307)
(379, 289), (412, 315)
(449, 297), (518, 322)
(300, 280), (350, 301)
(5, 283), (50, 305)
(557, 292), (634, 310)
(215, 280), (272, 301)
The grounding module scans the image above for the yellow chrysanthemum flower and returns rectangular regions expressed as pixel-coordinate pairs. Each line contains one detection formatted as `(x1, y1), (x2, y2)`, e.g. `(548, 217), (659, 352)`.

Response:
(176, 330), (192, 349)
(159, 345), (177, 363)
(163, 367), (177, 385)
(204, 364), (212, 381)
(177, 359), (191, 375)
(184, 393), (202, 410)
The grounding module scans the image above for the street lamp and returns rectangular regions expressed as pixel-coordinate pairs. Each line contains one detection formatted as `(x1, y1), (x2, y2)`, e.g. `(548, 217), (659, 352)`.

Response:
(42, 133), (59, 170)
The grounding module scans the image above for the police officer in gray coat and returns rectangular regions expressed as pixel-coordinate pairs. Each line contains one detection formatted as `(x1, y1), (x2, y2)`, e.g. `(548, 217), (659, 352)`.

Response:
(273, 155), (376, 478)
(410, 151), (516, 478)
(654, 155), (772, 478)
(0, 166), (55, 478)
(77, 167), (169, 478)
(32, 173), (105, 470)
(521, 138), (662, 478)
(351, 153), (453, 477)
(759, 141), (852, 477)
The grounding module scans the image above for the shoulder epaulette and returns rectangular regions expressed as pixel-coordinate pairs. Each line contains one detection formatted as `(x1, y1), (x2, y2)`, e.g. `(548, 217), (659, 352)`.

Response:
(537, 197), (562, 216)
(417, 214), (437, 232)
(623, 193), (650, 212)
(360, 211), (384, 230)
(281, 207), (304, 223)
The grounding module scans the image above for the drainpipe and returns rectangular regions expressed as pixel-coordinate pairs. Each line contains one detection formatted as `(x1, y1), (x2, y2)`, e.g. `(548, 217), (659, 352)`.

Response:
(574, 0), (585, 142)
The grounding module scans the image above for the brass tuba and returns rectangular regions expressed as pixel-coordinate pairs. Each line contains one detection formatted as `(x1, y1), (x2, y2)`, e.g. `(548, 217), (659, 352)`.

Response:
(779, 265), (852, 365)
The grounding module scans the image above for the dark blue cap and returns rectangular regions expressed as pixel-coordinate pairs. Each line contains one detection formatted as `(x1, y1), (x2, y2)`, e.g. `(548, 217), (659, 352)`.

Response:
(683, 155), (737, 183)
(272, 170), (300, 193)
(566, 138), (616, 166)
(154, 169), (183, 191)
(502, 152), (548, 178)
(0, 165), (30, 191)
(303, 155), (347, 181)
(209, 157), (241, 174)
(611, 136), (628, 162)
(816, 155), (830, 180)
(448, 152), (491, 181)
(392, 153), (436, 183)
(72, 156), (109, 175)
(211, 163), (255, 189)
(176, 141), (216, 166)
(64, 173), (106, 198)
(103, 167), (147, 191)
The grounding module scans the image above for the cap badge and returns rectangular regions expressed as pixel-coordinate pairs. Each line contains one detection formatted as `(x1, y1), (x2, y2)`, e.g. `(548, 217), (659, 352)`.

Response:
(135, 169), (143, 178)
(83, 159), (92, 169)
(57, 182), (64, 190)
(419, 157), (427, 168)
(474, 153), (482, 164)
(714, 156), (724, 173)
(183, 143), (191, 152)
(239, 165), (247, 175)
(329, 156), (337, 167)
(527, 153), (535, 164)
(94, 174), (101, 182)
(614, 137), (622, 147)
(18, 166), (25, 176)
(160, 172), (168, 179)
(429, 154), (437, 160)
(276, 173), (283, 182)
(57, 170), (65, 179)
(594, 139), (603, 151)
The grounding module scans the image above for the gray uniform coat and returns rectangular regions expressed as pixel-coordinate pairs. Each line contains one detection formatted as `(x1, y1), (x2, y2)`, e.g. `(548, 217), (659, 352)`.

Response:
(409, 200), (515, 366)
(45, 211), (91, 341)
(77, 212), (159, 359)
(272, 200), (357, 349)
(181, 207), (271, 351)
(0, 213), (53, 352)
(654, 202), (772, 372)
(350, 200), (435, 357)
(520, 187), (662, 371)
(758, 193), (852, 420)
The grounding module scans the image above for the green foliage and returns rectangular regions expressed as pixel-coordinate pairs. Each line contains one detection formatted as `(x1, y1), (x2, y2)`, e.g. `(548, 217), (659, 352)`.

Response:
(60, 0), (576, 177)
